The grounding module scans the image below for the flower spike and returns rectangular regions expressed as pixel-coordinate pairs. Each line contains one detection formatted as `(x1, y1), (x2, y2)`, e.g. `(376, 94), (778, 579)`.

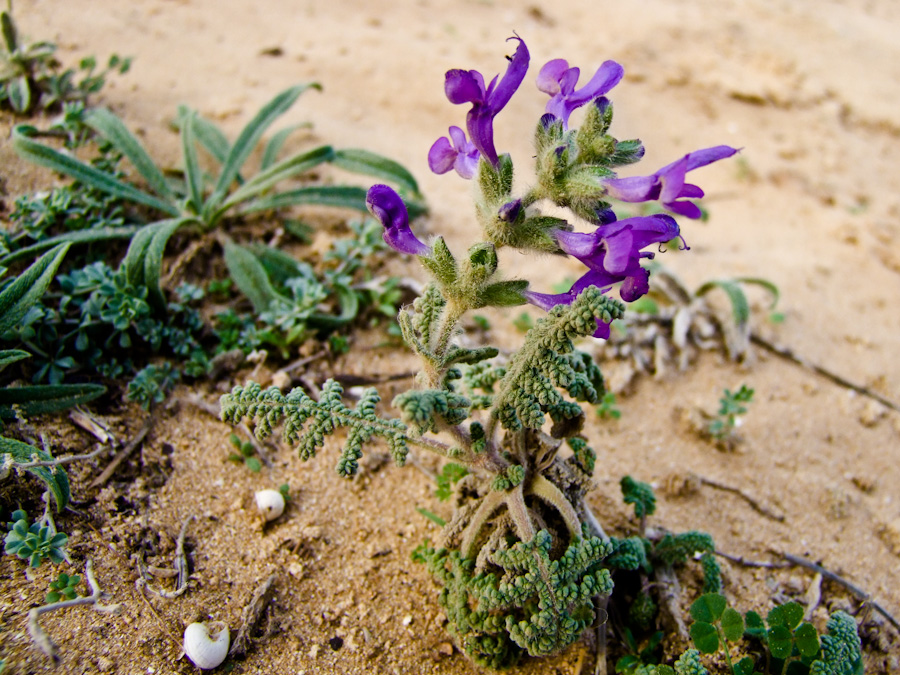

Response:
(442, 36), (529, 167)
(365, 184), (431, 256)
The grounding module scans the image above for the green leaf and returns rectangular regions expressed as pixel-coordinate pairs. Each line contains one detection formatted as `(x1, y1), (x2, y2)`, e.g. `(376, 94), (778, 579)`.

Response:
(477, 280), (528, 308)
(332, 148), (421, 196)
(8, 75), (31, 113)
(735, 277), (780, 310)
(695, 279), (749, 328)
(690, 593), (727, 623)
(767, 625), (793, 659)
(689, 621), (720, 654)
(794, 622), (820, 658)
(260, 123), (307, 170)
(744, 610), (766, 639)
(0, 225), (143, 267)
(222, 240), (282, 313)
(84, 108), (177, 202)
(0, 383), (106, 420)
(768, 602), (803, 630)
(244, 457), (261, 472)
(180, 111), (205, 214)
(0, 243), (70, 335)
(0, 349), (30, 370)
(734, 656), (755, 675)
(1, 11), (18, 51)
(12, 126), (180, 216)
(0, 435), (71, 511)
(186, 111), (231, 165)
(238, 183), (369, 216)
(415, 506), (446, 527)
(208, 83), (321, 211)
(221, 144), (335, 210)
(721, 608), (744, 642)
(119, 218), (191, 310)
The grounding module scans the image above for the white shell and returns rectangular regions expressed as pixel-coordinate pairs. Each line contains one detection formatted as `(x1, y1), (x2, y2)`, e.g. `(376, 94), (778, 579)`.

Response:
(255, 489), (285, 521)
(183, 621), (229, 669)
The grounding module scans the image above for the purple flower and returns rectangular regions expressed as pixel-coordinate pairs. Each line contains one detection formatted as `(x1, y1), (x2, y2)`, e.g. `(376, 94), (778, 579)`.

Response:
(536, 58), (624, 129)
(603, 145), (739, 218)
(428, 126), (480, 179)
(443, 36), (529, 167)
(523, 270), (617, 339)
(365, 185), (431, 256)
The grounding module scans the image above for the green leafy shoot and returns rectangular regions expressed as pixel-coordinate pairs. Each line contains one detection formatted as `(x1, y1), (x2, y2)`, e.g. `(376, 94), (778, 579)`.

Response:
(707, 384), (754, 441)
(3, 509), (68, 568)
(687, 594), (862, 675)
(0, 7), (129, 114)
(597, 391), (621, 419)
(227, 433), (262, 473)
(45, 571), (82, 603)
(435, 462), (469, 501)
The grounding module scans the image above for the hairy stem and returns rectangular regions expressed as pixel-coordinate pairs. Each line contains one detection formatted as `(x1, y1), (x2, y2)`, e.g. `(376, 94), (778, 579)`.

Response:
(460, 489), (508, 560)
(528, 473), (581, 540)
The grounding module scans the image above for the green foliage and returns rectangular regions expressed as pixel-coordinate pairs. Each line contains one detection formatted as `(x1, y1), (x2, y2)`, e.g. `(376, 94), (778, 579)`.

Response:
(708, 384), (754, 441)
(597, 391), (621, 419)
(220, 379), (410, 477)
(3, 509), (68, 568)
(686, 594), (862, 675)
(435, 462), (469, 501)
(491, 287), (619, 431)
(227, 433), (262, 473)
(0, 8), (129, 114)
(414, 530), (614, 668)
(45, 571), (82, 603)
(126, 362), (180, 409)
(621, 475), (656, 520)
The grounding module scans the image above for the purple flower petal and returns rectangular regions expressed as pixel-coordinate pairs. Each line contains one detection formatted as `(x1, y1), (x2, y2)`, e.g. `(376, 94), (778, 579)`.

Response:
(538, 58), (624, 128)
(524, 269), (617, 338)
(366, 184), (431, 257)
(427, 137), (457, 175)
(444, 36), (530, 167)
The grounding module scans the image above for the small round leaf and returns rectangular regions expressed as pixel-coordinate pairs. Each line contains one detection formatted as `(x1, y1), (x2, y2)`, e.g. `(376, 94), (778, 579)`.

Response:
(767, 624), (793, 659)
(690, 593), (727, 623)
(689, 621), (720, 654)
(794, 622), (820, 658)
(721, 608), (744, 642)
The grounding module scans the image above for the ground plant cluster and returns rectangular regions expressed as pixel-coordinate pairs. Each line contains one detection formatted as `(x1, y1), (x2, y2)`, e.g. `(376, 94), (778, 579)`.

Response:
(0, 3), (898, 674)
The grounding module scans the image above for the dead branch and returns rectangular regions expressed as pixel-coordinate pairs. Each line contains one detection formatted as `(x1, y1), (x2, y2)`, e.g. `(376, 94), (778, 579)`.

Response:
(694, 474), (785, 522)
(90, 415), (155, 488)
(229, 574), (278, 658)
(136, 515), (193, 599)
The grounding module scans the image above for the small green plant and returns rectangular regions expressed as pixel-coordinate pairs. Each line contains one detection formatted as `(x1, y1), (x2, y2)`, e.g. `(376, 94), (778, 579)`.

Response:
(687, 593), (863, 675)
(707, 384), (754, 441)
(0, 6), (129, 114)
(0, 245), (105, 509)
(597, 390), (622, 419)
(3, 509), (68, 568)
(434, 462), (469, 501)
(45, 571), (81, 603)
(227, 433), (262, 473)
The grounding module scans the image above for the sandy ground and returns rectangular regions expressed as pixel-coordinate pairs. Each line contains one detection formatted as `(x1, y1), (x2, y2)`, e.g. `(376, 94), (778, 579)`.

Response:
(1, 0), (899, 672)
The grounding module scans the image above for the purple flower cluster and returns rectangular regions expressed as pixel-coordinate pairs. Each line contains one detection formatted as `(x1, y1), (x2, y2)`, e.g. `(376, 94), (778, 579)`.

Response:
(368, 36), (738, 339)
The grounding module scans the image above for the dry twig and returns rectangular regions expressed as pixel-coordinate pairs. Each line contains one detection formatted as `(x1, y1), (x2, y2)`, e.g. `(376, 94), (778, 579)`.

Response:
(90, 414), (155, 488)
(229, 573), (278, 658)
(136, 515), (193, 599)
(694, 474), (785, 522)
(28, 559), (120, 664)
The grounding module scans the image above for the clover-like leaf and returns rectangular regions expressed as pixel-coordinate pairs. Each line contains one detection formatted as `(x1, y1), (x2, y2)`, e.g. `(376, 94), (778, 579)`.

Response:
(690, 593), (727, 624)
(689, 621), (719, 655)
(721, 608), (744, 642)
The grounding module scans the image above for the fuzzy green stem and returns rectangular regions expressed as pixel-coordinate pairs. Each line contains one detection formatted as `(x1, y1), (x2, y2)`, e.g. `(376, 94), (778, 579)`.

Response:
(460, 488), (507, 560)
(528, 474), (581, 540)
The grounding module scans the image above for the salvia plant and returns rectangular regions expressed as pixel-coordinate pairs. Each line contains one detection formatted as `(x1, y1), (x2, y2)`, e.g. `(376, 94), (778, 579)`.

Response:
(221, 35), (753, 667)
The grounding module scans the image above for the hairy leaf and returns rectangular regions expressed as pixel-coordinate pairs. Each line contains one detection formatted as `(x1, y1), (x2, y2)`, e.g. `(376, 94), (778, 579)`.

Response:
(0, 243), (70, 335)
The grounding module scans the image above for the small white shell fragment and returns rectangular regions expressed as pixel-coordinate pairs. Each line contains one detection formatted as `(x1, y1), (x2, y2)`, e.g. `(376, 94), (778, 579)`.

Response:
(183, 621), (229, 670)
(255, 489), (285, 521)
